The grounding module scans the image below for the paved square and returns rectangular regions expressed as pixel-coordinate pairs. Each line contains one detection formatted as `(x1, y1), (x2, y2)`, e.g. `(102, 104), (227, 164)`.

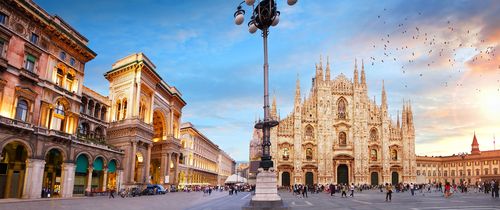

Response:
(2, 189), (500, 210)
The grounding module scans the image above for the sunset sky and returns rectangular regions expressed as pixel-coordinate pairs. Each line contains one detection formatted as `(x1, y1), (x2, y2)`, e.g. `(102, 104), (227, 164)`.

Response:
(35, 0), (500, 161)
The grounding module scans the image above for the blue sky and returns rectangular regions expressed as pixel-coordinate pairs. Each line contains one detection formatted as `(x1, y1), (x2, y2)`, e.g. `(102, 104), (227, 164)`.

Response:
(36, 0), (500, 161)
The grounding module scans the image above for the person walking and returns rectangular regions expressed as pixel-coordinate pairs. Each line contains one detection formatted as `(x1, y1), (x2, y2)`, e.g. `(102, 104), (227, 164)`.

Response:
(349, 183), (355, 197)
(385, 183), (393, 202)
(494, 180), (499, 198)
(302, 185), (308, 198)
(341, 184), (347, 198)
(329, 184), (335, 196)
(410, 183), (415, 196)
(109, 188), (115, 199)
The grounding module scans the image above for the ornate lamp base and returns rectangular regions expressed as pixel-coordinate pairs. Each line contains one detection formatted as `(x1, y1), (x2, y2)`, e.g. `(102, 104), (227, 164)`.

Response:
(242, 168), (290, 210)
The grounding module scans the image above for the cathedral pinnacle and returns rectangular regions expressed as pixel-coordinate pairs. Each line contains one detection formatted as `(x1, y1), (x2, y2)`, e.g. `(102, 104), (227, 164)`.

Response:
(295, 75), (301, 105)
(271, 93), (277, 119)
(354, 58), (359, 85)
(325, 56), (331, 81)
(382, 80), (387, 109)
(361, 59), (366, 88)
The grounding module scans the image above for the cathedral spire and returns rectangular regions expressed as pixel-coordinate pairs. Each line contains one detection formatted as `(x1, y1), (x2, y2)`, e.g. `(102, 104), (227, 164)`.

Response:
(295, 75), (301, 107)
(325, 56), (331, 81)
(471, 132), (481, 155)
(354, 58), (359, 86)
(397, 110), (400, 128)
(382, 80), (387, 109)
(402, 100), (407, 128)
(361, 59), (367, 88)
(315, 55), (323, 82)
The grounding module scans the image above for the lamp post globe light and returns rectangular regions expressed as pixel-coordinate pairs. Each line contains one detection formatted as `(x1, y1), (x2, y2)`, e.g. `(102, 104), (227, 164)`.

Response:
(233, 0), (296, 172)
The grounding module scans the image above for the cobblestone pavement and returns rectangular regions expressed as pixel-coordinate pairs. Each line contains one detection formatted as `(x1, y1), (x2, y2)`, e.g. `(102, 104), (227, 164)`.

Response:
(2, 190), (500, 210)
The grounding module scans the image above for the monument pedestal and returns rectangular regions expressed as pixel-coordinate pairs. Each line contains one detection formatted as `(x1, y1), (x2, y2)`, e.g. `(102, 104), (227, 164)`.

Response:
(242, 168), (289, 210)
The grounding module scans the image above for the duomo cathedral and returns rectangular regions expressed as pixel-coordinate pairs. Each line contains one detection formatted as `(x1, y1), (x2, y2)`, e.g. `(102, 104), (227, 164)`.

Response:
(250, 57), (416, 186)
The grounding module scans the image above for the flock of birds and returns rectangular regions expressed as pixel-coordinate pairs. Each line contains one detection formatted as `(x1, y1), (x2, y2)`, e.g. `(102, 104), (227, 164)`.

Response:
(367, 8), (499, 92)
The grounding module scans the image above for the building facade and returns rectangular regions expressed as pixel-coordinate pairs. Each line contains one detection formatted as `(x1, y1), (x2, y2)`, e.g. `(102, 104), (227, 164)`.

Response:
(218, 150), (236, 186)
(104, 53), (186, 188)
(178, 122), (220, 186)
(416, 133), (500, 185)
(251, 57), (417, 187)
(0, 0), (123, 199)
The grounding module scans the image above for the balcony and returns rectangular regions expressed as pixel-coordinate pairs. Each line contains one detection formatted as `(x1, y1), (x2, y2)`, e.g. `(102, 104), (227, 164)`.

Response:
(48, 129), (71, 140)
(0, 115), (33, 131)
(53, 83), (75, 97)
(19, 68), (39, 83)
(110, 117), (152, 130)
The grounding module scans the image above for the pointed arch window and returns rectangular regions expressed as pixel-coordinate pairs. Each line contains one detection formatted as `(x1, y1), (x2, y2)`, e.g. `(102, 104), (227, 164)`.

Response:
(391, 149), (398, 161)
(122, 99), (127, 120)
(338, 98), (347, 119)
(370, 128), (378, 141)
(282, 148), (289, 160)
(305, 125), (314, 141)
(116, 100), (121, 121)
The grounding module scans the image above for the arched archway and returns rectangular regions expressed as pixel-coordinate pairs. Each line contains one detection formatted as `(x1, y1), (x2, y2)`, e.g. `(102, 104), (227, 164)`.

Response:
(134, 152), (144, 183)
(153, 110), (166, 142)
(0, 141), (29, 198)
(371, 172), (379, 186)
(337, 164), (348, 184)
(43, 148), (64, 198)
(392, 172), (399, 185)
(150, 159), (160, 184)
(305, 172), (314, 186)
(281, 172), (290, 187)
(73, 154), (89, 195)
(92, 157), (105, 191)
(107, 159), (117, 189)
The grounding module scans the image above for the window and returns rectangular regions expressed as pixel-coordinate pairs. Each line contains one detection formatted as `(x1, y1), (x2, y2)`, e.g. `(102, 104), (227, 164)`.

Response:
(495, 168), (498, 175)
(0, 39), (4, 57)
(52, 101), (66, 131)
(451, 170), (455, 176)
(370, 149), (377, 161)
(305, 125), (314, 140)
(337, 98), (347, 119)
(484, 161), (489, 165)
(476, 169), (480, 175)
(59, 51), (66, 60)
(391, 149), (398, 161)
(282, 148), (289, 160)
(306, 148), (313, 160)
(70, 58), (75, 66)
(485, 168), (489, 175)
(495, 160), (498, 165)
(370, 128), (378, 141)
(30, 33), (39, 44)
(0, 12), (6, 24)
(444, 170), (448, 177)
(339, 131), (347, 145)
(65, 73), (73, 91)
(467, 169), (471, 176)
(25, 54), (36, 72)
(15, 99), (29, 121)
(55, 68), (64, 85)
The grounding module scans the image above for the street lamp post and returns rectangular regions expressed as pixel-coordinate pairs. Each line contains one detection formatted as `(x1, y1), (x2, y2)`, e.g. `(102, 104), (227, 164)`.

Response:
(234, 1), (296, 209)
(234, 0), (296, 171)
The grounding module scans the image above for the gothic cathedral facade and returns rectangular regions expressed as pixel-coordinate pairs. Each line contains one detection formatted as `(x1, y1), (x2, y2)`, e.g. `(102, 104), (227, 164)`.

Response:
(262, 57), (416, 187)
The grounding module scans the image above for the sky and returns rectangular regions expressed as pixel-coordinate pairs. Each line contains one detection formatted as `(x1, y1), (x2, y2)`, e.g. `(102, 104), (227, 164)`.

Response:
(35, 0), (499, 161)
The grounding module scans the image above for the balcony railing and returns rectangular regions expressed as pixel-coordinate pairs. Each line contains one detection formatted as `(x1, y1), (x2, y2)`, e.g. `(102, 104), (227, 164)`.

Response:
(0, 115), (33, 130)
(77, 130), (105, 144)
(19, 68), (39, 82)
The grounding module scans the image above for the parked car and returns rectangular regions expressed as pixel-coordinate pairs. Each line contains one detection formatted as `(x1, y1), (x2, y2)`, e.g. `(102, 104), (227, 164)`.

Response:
(141, 186), (155, 196)
(152, 184), (167, 194)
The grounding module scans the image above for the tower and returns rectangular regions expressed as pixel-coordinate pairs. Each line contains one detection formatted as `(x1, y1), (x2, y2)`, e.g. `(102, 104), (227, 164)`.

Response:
(471, 132), (481, 155)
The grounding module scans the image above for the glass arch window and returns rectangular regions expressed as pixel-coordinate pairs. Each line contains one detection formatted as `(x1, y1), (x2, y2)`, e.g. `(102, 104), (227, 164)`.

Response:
(15, 99), (29, 121)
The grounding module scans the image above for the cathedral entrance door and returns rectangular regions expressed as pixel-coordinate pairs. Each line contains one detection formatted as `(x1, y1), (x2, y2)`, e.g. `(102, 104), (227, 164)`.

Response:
(371, 172), (379, 186)
(392, 172), (399, 185)
(337, 164), (348, 184)
(282, 172), (290, 187)
(305, 172), (313, 186)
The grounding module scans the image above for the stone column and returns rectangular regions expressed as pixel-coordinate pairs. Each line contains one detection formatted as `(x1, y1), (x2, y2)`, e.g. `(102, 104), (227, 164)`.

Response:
(22, 159), (45, 199)
(86, 167), (94, 193)
(145, 144), (152, 184)
(102, 168), (108, 191)
(166, 153), (171, 183)
(60, 163), (75, 198)
(117, 170), (124, 190)
(160, 154), (167, 184)
(130, 140), (137, 183)
(174, 153), (179, 184)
